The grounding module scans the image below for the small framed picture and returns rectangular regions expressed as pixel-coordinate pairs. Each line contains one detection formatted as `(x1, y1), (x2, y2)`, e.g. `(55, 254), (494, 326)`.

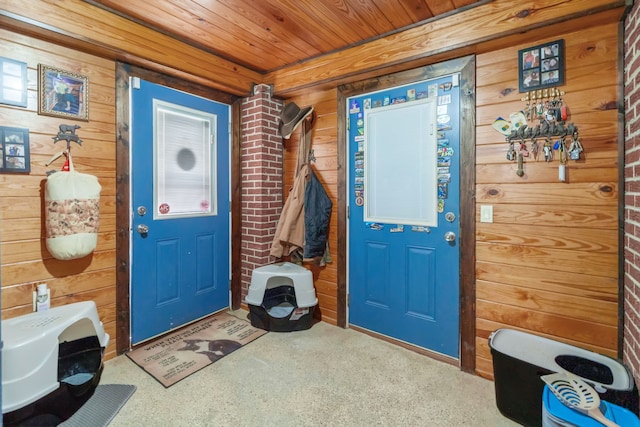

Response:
(0, 57), (27, 108)
(518, 39), (564, 93)
(38, 64), (89, 121)
(0, 126), (30, 173)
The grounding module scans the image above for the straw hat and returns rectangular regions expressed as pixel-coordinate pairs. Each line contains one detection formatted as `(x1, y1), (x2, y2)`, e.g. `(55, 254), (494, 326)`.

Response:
(279, 102), (314, 139)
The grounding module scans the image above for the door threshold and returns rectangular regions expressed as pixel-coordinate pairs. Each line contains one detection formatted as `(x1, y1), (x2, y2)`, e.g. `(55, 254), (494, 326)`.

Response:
(349, 324), (459, 368)
(129, 307), (230, 350)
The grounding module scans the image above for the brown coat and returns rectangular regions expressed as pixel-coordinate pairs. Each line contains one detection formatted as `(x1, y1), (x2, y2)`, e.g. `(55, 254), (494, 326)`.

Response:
(270, 164), (309, 258)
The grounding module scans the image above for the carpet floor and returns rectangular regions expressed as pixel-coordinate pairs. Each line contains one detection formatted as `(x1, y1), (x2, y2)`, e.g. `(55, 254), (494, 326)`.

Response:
(100, 311), (519, 426)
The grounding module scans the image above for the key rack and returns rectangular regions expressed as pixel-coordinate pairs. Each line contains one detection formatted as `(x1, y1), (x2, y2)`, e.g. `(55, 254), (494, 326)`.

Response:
(501, 87), (583, 180)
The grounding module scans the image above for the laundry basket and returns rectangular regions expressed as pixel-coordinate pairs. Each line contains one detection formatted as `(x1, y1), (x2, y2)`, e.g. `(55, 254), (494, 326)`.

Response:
(488, 328), (637, 426)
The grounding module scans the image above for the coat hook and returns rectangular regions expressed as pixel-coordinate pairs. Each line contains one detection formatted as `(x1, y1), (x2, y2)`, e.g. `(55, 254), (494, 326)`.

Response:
(52, 124), (83, 151)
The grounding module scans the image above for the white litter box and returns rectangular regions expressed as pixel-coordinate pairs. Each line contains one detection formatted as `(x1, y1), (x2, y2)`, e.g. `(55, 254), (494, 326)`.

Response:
(2, 301), (110, 426)
(246, 262), (317, 331)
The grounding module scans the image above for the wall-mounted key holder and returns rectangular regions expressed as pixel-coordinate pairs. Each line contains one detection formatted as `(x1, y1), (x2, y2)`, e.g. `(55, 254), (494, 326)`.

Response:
(494, 87), (583, 181)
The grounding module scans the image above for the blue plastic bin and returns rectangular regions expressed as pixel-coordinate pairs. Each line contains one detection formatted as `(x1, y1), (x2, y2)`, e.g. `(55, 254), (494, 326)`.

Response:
(543, 385), (640, 426)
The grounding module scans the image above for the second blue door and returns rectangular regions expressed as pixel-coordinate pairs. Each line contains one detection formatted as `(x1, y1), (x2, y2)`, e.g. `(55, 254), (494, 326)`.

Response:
(348, 75), (461, 358)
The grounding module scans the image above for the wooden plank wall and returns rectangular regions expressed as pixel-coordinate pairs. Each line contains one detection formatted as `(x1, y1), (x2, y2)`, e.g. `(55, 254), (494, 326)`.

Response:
(474, 23), (620, 378)
(282, 90), (340, 325)
(282, 20), (621, 375)
(0, 29), (118, 359)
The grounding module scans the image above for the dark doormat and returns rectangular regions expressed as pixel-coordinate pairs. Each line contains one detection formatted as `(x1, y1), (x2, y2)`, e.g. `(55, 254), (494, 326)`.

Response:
(126, 312), (267, 387)
(60, 384), (136, 427)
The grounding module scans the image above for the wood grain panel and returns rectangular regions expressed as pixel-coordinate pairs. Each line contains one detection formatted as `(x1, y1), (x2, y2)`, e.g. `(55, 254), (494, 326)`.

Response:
(266, 0), (625, 94)
(476, 242), (617, 277)
(476, 261), (618, 299)
(476, 318), (617, 357)
(2, 269), (116, 309)
(477, 300), (617, 349)
(474, 19), (620, 374)
(475, 203), (617, 228)
(0, 0), (260, 95)
(476, 222), (617, 253)
(0, 29), (118, 354)
(476, 182), (617, 205)
(1, 232), (116, 264)
(477, 280), (617, 325)
(476, 161), (618, 184)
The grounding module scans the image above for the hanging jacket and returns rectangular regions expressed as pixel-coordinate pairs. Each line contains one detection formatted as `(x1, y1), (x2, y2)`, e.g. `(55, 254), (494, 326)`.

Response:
(303, 168), (332, 260)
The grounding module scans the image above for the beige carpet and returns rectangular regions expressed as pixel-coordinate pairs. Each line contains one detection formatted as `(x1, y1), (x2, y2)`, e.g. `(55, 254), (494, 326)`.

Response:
(100, 310), (519, 426)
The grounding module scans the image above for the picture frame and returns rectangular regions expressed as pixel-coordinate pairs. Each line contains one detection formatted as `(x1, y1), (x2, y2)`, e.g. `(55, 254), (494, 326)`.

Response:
(0, 126), (30, 173)
(38, 64), (89, 121)
(518, 39), (565, 93)
(0, 57), (27, 108)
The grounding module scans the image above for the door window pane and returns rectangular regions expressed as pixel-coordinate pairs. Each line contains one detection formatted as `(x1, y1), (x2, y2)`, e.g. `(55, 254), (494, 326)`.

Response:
(154, 100), (217, 219)
(364, 98), (438, 227)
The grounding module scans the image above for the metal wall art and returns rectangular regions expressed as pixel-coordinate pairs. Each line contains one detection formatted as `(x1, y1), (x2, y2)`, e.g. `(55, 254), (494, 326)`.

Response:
(38, 64), (89, 121)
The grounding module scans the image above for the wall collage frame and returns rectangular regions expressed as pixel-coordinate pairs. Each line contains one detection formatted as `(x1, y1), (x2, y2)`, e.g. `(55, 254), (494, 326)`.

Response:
(0, 60), (90, 173)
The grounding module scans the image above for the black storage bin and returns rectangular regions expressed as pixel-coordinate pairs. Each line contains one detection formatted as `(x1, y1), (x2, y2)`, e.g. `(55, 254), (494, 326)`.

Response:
(489, 328), (638, 427)
(248, 285), (315, 332)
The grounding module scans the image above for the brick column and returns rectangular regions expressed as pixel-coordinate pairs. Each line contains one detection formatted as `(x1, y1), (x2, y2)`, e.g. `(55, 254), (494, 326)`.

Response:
(624, 1), (640, 387)
(239, 85), (284, 299)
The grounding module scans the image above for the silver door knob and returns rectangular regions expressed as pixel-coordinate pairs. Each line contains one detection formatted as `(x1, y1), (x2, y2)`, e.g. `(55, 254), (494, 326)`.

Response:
(137, 224), (149, 234)
(444, 231), (456, 242)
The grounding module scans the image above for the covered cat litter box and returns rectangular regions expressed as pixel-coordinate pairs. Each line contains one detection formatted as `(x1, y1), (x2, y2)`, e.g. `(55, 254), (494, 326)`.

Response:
(2, 301), (110, 426)
(489, 328), (637, 427)
(246, 262), (317, 332)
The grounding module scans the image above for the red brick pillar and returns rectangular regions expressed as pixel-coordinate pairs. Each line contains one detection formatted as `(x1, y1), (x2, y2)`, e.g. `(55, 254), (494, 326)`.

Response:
(624, 1), (640, 387)
(239, 85), (284, 299)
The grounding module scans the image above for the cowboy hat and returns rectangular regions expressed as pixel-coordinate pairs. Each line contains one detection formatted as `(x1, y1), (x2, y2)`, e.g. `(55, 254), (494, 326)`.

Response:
(279, 102), (314, 139)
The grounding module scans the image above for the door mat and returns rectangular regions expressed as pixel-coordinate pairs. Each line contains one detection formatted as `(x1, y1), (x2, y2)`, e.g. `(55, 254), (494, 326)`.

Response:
(126, 312), (267, 387)
(60, 384), (136, 427)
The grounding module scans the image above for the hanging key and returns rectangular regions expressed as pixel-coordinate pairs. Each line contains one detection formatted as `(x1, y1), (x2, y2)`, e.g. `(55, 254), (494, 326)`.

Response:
(531, 140), (539, 161)
(520, 141), (529, 157)
(569, 135), (583, 160)
(506, 142), (516, 161)
(543, 139), (553, 162)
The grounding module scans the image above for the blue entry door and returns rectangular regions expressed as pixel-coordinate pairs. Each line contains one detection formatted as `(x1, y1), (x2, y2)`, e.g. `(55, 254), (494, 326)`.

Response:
(348, 75), (461, 358)
(130, 79), (230, 344)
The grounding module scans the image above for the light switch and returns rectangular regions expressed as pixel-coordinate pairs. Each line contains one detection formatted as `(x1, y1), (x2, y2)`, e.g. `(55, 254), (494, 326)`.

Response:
(480, 205), (493, 223)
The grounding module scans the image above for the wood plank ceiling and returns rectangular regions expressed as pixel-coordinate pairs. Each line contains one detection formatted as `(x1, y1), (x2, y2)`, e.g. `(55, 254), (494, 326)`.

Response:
(86, 0), (485, 73)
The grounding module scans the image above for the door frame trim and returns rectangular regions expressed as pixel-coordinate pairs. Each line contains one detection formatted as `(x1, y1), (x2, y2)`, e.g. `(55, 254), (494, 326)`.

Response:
(114, 62), (242, 354)
(337, 55), (476, 372)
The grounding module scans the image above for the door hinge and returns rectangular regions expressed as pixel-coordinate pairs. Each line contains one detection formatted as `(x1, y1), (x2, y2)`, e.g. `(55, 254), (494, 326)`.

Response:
(229, 280), (232, 290)
(347, 293), (350, 306)
(347, 205), (350, 219)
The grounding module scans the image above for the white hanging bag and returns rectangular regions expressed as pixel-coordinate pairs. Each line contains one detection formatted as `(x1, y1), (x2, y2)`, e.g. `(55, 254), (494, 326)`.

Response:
(45, 150), (101, 260)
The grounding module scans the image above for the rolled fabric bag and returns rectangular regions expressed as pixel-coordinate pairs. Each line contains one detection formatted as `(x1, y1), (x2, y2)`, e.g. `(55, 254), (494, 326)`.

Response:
(45, 152), (101, 260)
